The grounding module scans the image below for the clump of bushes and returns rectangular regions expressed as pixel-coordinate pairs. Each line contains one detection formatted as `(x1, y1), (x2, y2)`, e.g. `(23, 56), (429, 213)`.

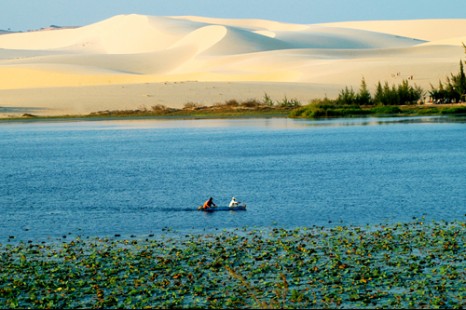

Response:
(290, 78), (425, 119)
(289, 100), (370, 118)
(440, 106), (466, 114)
(277, 96), (301, 108)
(88, 95), (301, 118)
(370, 106), (402, 115)
(430, 60), (466, 103)
(373, 80), (424, 105)
(336, 78), (424, 106)
(209, 95), (301, 111)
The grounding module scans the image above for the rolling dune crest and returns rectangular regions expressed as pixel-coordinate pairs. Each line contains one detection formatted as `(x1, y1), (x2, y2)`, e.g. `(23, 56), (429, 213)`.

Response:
(0, 15), (465, 116)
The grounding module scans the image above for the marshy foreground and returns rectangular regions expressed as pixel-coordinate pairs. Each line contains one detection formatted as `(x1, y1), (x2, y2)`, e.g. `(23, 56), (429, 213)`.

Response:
(0, 220), (464, 309)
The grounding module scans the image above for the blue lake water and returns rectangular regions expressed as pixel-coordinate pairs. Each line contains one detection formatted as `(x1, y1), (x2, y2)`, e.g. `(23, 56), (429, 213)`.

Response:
(1, 116), (465, 242)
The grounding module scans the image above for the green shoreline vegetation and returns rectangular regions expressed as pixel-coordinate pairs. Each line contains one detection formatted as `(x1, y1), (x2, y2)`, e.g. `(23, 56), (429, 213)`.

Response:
(3, 84), (466, 122)
(2, 92), (466, 122)
(1, 220), (464, 308)
(290, 59), (466, 119)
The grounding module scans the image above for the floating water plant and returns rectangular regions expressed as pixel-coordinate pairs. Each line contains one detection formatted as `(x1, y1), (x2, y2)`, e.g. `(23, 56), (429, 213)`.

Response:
(0, 220), (464, 308)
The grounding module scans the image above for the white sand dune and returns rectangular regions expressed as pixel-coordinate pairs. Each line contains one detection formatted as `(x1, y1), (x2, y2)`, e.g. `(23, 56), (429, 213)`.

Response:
(0, 14), (465, 116)
(321, 19), (466, 42)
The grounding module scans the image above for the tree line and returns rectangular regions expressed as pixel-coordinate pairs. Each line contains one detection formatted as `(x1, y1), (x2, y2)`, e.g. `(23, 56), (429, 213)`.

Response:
(335, 46), (466, 106)
(429, 61), (466, 103)
(336, 78), (424, 106)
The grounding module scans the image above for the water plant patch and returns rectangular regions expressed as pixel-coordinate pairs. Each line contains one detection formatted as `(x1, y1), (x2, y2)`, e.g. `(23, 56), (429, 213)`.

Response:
(0, 220), (464, 308)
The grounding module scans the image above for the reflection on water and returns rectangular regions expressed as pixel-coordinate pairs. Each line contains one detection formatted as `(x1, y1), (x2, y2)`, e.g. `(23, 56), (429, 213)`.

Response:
(1, 116), (465, 241)
(2, 115), (463, 130)
(296, 115), (466, 127)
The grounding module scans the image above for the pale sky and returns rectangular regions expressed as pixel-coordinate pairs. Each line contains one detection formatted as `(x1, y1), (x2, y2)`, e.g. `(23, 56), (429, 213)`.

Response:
(2, 0), (466, 31)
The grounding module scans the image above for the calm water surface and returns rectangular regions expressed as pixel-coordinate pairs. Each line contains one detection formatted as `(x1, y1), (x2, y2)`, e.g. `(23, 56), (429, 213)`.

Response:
(1, 117), (465, 241)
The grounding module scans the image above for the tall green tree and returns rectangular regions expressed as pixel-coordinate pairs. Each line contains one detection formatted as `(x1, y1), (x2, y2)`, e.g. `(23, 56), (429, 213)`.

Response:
(429, 59), (466, 102)
(356, 77), (372, 105)
(373, 81), (384, 105)
(452, 61), (466, 100)
(336, 86), (356, 105)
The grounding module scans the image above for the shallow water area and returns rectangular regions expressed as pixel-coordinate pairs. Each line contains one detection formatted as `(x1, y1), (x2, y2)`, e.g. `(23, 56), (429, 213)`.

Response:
(0, 220), (464, 308)
(1, 116), (465, 242)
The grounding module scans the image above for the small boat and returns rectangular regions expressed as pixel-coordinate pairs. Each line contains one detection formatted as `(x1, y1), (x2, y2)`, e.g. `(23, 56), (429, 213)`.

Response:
(198, 205), (247, 212)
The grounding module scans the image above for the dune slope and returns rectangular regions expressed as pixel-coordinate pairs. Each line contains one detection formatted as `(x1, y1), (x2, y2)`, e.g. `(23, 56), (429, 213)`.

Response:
(0, 15), (465, 116)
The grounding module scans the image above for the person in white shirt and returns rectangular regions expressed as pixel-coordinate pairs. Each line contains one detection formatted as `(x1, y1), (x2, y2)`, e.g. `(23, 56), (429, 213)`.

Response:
(229, 197), (240, 208)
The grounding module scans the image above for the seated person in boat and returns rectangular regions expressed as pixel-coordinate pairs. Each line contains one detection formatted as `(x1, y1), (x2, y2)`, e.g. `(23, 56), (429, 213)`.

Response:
(202, 197), (217, 209)
(229, 197), (240, 208)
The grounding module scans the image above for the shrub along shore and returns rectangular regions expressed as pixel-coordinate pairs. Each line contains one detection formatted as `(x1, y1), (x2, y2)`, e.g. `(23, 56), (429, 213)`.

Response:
(0, 220), (464, 309)
(3, 95), (466, 122)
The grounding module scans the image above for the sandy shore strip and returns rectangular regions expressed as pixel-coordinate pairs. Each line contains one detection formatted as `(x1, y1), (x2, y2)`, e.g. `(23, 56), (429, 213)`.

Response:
(0, 81), (341, 117)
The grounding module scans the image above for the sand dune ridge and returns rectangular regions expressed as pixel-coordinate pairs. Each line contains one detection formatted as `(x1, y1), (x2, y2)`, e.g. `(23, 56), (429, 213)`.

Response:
(0, 15), (465, 116)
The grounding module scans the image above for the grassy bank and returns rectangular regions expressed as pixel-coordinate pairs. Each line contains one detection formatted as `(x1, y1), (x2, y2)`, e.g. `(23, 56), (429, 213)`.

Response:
(0, 99), (294, 121)
(289, 102), (466, 119)
(2, 102), (466, 122)
(86, 100), (295, 119)
(1, 220), (464, 309)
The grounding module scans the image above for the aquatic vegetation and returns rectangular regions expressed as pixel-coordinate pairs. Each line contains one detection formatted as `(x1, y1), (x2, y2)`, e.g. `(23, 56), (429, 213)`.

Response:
(0, 220), (464, 308)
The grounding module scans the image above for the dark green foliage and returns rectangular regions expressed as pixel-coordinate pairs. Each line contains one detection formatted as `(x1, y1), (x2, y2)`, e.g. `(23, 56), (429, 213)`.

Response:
(0, 221), (464, 309)
(413, 107), (441, 115)
(289, 100), (370, 118)
(277, 96), (301, 108)
(370, 106), (402, 115)
(397, 79), (424, 105)
(263, 93), (274, 106)
(335, 78), (422, 106)
(356, 77), (372, 105)
(373, 80), (423, 105)
(336, 86), (357, 105)
(440, 105), (466, 115)
(373, 81), (384, 105)
(430, 60), (466, 103)
(290, 77), (426, 119)
(336, 78), (373, 105)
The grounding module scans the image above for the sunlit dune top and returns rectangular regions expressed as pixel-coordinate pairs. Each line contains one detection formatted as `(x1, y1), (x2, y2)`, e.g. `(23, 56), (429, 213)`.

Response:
(3, 14), (464, 55)
(0, 14), (465, 91)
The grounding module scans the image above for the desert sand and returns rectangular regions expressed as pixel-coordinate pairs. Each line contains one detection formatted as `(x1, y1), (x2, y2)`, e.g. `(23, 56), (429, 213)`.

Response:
(0, 15), (465, 117)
